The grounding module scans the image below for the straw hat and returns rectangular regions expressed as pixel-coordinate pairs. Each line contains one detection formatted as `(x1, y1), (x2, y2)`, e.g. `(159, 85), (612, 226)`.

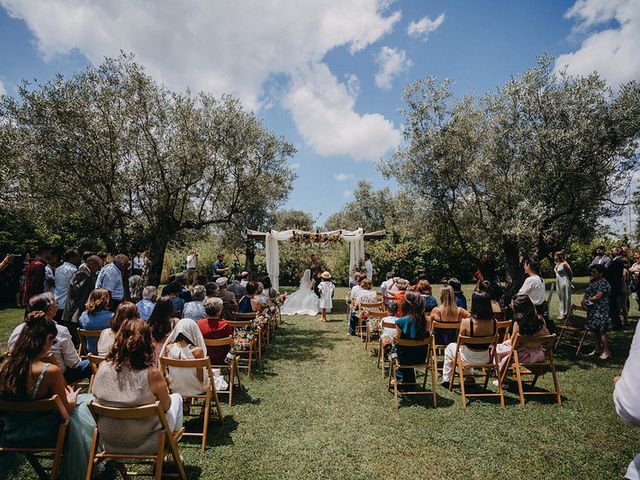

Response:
(320, 271), (332, 280)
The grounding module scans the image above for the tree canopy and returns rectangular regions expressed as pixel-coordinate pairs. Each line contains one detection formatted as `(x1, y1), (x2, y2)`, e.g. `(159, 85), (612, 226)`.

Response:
(0, 54), (296, 284)
(383, 56), (640, 284)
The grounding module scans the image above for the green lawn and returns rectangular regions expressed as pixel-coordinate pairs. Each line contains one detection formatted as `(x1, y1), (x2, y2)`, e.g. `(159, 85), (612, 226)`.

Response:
(2, 279), (640, 479)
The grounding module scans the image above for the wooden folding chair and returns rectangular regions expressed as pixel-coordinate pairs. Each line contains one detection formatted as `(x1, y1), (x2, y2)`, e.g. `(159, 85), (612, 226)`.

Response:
(387, 338), (437, 409)
(364, 310), (386, 353)
(555, 304), (589, 356)
(359, 302), (385, 342)
(233, 312), (262, 359)
(221, 302), (237, 321)
(496, 320), (513, 343)
(500, 333), (562, 406)
(77, 328), (103, 357)
(203, 337), (242, 406)
(85, 354), (106, 393)
(377, 319), (398, 377)
(85, 401), (187, 480)
(430, 320), (461, 374)
(448, 335), (504, 409)
(159, 356), (224, 452)
(228, 319), (257, 377)
(0, 395), (70, 480)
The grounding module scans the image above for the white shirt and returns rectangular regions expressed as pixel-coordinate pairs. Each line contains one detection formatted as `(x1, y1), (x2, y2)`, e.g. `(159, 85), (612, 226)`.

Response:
(186, 254), (198, 269)
(615, 322), (640, 479)
(44, 264), (55, 294)
(365, 260), (373, 281)
(350, 285), (363, 302)
(133, 256), (144, 270)
(54, 262), (78, 310)
(518, 275), (546, 306)
(9, 321), (81, 373)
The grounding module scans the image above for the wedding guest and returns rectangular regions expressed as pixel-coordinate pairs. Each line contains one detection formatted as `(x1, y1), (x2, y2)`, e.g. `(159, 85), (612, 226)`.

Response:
(175, 273), (192, 303)
(393, 290), (429, 387)
(9, 293), (91, 383)
(240, 271), (249, 287)
(205, 281), (219, 298)
(607, 247), (625, 330)
(182, 285), (207, 320)
(318, 271), (335, 322)
(164, 281), (186, 316)
(517, 257), (546, 319)
(393, 279), (410, 316)
(364, 253), (373, 281)
(197, 297), (234, 364)
(255, 283), (270, 307)
(160, 318), (207, 396)
(590, 245), (612, 269)
(380, 301), (399, 347)
(380, 272), (396, 299)
(92, 319), (183, 454)
(186, 250), (198, 286)
(54, 248), (81, 322)
(146, 296), (176, 362)
(132, 252), (145, 276)
(417, 279), (438, 313)
(261, 276), (278, 299)
(211, 254), (229, 280)
(349, 273), (364, 305)
(43, 249), (58, 295)
(238, 281), (261, 313)
(554, 251), (573, 321)
(357, 279), (377, 305)
(136, 286), (157, 321)
(78, 289), (113, 354)
(442, 291), (497, 385)
(496, 295), (548, 370)
(96, 254), (130, 310)
(228, 274), (247, 301)
(429, 286), (470, 345)
(476, 280), (502, 316)
(62, 255), (103, 341)
(23, 245), (51, 304)
(582, 263), (612, 360)
(447, 278), (467, 310)
(97, 302), (140, 356)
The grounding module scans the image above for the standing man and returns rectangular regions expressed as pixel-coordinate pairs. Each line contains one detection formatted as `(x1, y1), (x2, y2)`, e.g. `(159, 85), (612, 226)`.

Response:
(364, 253), (373, 282)
(186, 250), (199, 286)
(23, 245), (51, 305)
(54, 248), (81, 322)
(211, 254), (228, 281)
(62, 255), (103, 344)
(44, 250), (59, 295)
(132, 252), (145, 276)
(96, 254), (130, 311)
(607, 247), (625, 329)
(228, 274), (247, 301)
(591, 245), (612, 269)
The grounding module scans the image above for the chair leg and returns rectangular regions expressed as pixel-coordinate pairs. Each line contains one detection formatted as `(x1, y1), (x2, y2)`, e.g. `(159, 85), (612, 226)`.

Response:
(167, 433), (187, 480)
(50, 423), (67, 480)
(155, 433), (165, 480)
(495, 354), (505, 409)
(514, 358), (525, 406)
(85, 429), (99, 480)
(201, 392), (211, 452)
(458, 360), (467, 409)
(576, 331), (588, 357)
(228, 365), (235, 406)
(25, 453), (48, 480)
(549, 355), (562, 406)
(392, 363), (399, 410)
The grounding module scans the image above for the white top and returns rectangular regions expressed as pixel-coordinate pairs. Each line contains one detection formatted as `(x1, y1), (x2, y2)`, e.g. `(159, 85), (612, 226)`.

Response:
(350, 285), (363, 302)
(9, 321), (81, 373)
(166, 344), (208, 396)
(318, 280), (335, 310)
(518, 275), (545, 306)
(133, 256), (145, 270)
(381, 315), (398, 338)
(359, 289), (377, 304)
(186, 254), (198, 269)
(97, 329), (117, 356)
(615, 322), (640, 479)
(381, 277), (398, 296)
(54, 261), (78, 310)
(365, 259), (373, 281)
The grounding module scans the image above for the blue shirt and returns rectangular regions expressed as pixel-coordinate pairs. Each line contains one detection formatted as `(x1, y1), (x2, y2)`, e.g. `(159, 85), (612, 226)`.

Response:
(136, 299), (156, 320)
(422, 295), (438, 313)
(182, 301), (206, 320)
(95, 262), (124, 301)
(78, 309), (113, 354)
(171, 297), (185, 316)
(455, 293), (467, 310)
(212, 260), (225, 276)
(54, 261), (77, 309)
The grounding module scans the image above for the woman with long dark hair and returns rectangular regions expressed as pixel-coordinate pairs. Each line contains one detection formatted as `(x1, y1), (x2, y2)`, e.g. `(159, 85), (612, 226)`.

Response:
(442, 291), (497, 384)
(146, 296), (176, 362)
(393, 290), (429, 386)
(92, 319), (182, 454)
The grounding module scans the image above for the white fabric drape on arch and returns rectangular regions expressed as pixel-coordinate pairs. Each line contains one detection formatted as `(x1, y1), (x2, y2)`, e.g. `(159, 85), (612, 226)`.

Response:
(264, 229), (365, 291)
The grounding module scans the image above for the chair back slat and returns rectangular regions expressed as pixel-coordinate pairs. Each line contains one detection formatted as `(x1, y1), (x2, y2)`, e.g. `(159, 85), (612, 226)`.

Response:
(232, 312), (256, 320)
(395, 337), (431, 347)
(381, 320), (397, 329)
(0, 394), (69, 421)
(159, 356), (212, 369)
(512, 333), (556, 349)
(431, 320), (461, 331)
(457, 334), (499, 346)
(228, 320), (254, 329)
(204, 336), (235, 347)
(361, 302), (384, 312)
(88, 401), (161, 419)
(366, 310), (387, 318)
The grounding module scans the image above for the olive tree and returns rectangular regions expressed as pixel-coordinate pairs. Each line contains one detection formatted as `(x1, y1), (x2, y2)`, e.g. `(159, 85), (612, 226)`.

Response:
(383, 56), (640, 288)
(1, 54), (296, 284)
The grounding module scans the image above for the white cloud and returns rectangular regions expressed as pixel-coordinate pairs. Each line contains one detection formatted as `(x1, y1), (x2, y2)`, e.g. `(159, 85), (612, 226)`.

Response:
(374, 46), (412, 90)
(283, 63), (402, 162)
(0, 80), (5, 96)
(0, 0), (401, 159)
(289, 163), (301, 171)
(335, 173), (355, 181)
(555, 0), (640, 87)
(343, 190), (354, 198)
(407, 13), (445, 40)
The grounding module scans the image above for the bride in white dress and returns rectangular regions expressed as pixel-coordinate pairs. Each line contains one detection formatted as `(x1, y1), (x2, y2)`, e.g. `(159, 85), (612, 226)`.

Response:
(281, 269), (319, 316)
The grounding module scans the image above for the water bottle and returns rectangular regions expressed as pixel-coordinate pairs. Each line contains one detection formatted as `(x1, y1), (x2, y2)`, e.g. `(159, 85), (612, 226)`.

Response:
(224, 350), (236, 364)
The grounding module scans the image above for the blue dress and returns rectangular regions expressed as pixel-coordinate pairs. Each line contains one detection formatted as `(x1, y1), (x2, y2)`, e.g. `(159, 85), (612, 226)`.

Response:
(238, 296), (253, 313)
(78, 309), (113, 354)
(394, 316), (429, 384)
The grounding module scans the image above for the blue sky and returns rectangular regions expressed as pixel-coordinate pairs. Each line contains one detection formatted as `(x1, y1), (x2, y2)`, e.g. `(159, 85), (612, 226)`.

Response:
(1, 0), (638, 228)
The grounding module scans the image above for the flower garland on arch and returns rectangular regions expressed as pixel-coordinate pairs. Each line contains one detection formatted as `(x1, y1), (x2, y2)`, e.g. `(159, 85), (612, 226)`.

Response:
(289, 231), (343, 246)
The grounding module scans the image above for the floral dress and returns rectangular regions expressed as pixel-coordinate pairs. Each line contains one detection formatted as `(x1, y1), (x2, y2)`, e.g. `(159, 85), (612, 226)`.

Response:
(584, 278), (611, 332)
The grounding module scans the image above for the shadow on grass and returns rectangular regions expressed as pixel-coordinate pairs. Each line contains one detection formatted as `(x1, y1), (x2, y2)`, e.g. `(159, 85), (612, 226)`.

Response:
(180, 415), (240, 451)
(261, 326), (349, 364)
(394, 393), (456, 409)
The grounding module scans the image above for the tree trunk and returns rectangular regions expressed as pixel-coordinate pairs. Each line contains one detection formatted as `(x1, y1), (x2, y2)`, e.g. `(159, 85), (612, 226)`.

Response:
(502, 237), (525, 302)
(147, 234), (169, 286)
(244, 241), (256, 279)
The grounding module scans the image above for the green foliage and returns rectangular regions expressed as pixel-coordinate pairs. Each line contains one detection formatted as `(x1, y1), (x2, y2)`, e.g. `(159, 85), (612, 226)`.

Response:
(324, 180), (394, 232)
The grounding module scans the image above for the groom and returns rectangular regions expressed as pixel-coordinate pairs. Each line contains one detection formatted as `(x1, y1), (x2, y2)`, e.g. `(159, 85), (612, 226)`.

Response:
(309, 254), (323, 297)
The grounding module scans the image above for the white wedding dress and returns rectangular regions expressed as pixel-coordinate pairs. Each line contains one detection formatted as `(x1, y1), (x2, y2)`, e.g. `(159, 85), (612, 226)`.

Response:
(281, 269), (319, 316)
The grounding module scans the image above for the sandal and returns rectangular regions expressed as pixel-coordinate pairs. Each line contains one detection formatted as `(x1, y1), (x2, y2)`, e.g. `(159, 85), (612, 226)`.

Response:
(599, 352), (612, 361)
